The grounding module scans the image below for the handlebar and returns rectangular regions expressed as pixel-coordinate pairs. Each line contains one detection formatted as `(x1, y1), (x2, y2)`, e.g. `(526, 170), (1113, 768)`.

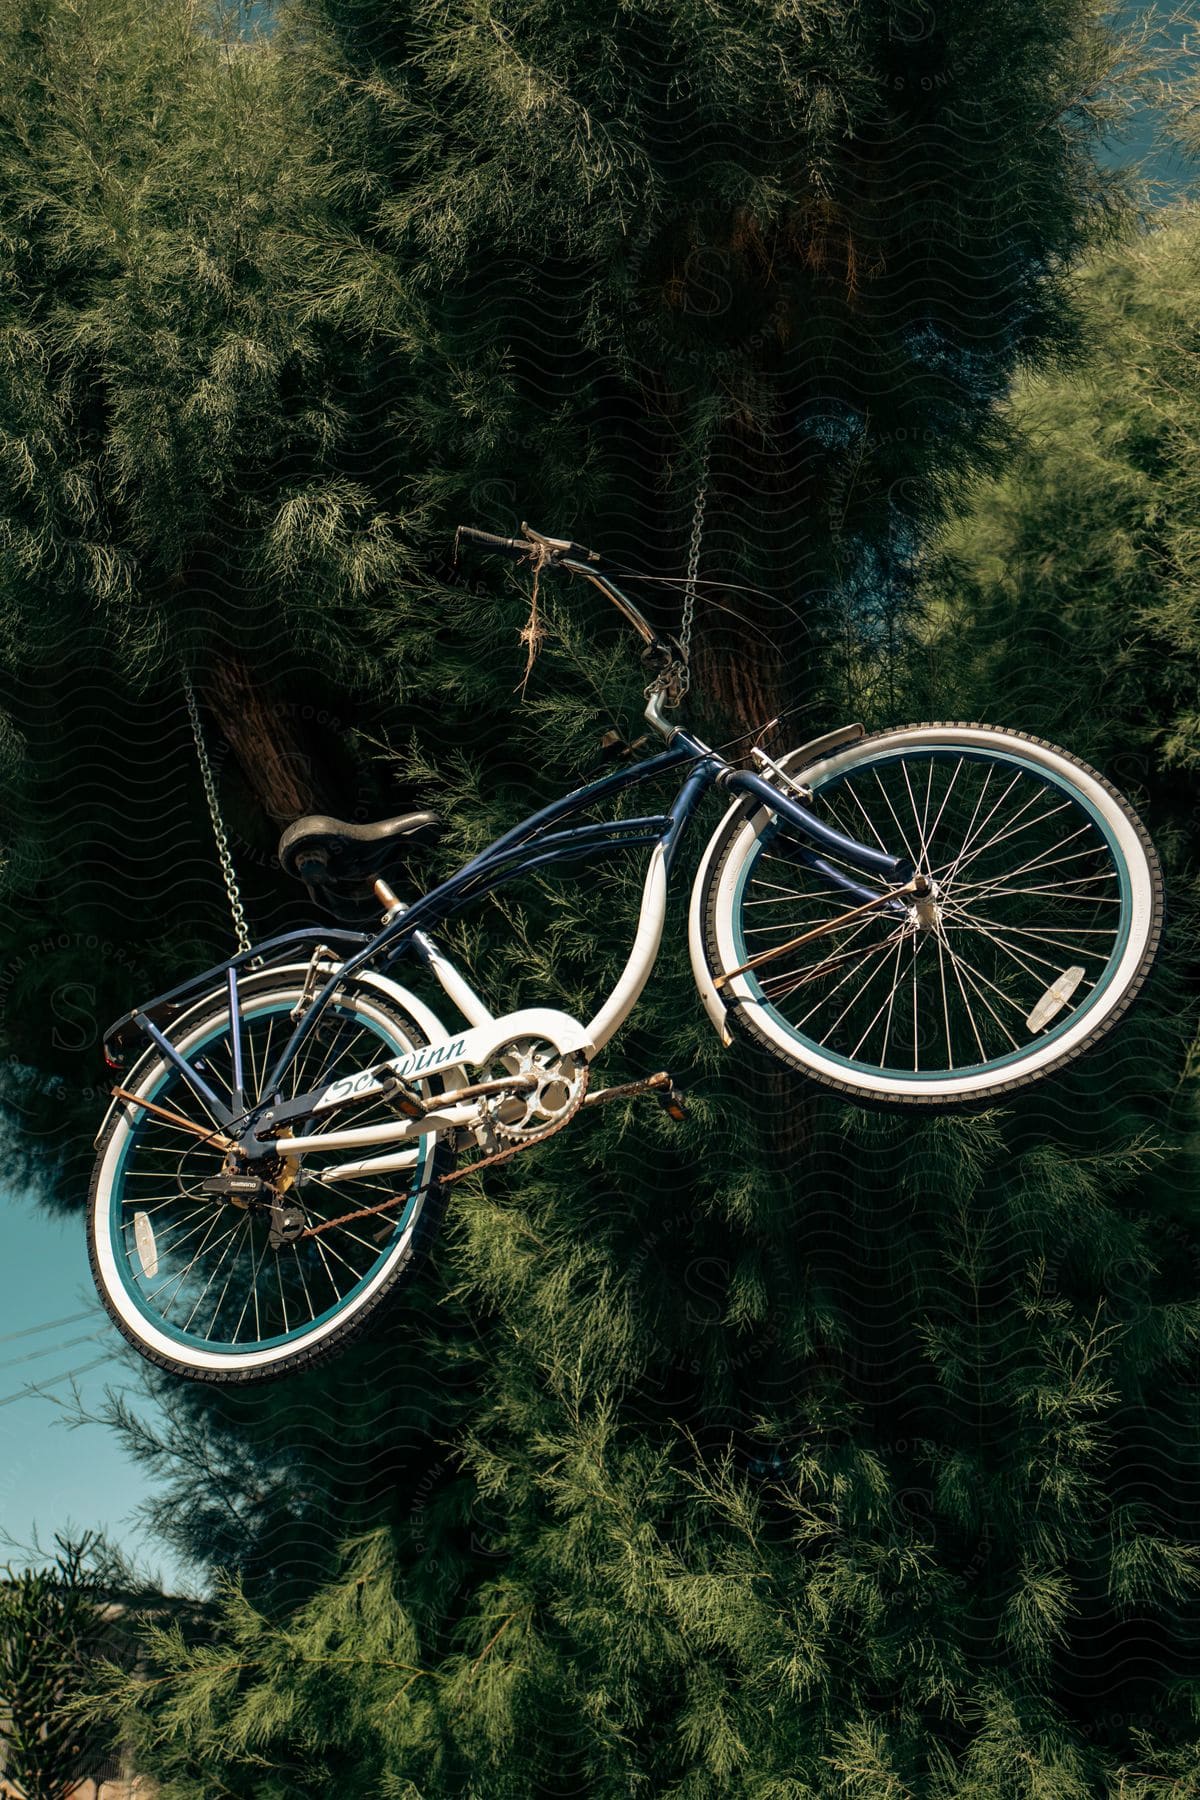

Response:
(453, 526), (529, 561)
(454, 519), (688, 728)
(455, 522), (605, 568)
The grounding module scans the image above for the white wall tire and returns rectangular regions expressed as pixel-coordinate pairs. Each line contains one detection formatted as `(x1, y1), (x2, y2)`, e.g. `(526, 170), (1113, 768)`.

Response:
(700, 724), (1164, 1107)
(88, 974), (453, 1383)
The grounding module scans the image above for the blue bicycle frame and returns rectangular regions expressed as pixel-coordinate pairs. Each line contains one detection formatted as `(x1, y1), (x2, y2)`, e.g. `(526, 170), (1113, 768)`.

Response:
(108, 725), (910, 1135)
(105, 540), (913, 1140)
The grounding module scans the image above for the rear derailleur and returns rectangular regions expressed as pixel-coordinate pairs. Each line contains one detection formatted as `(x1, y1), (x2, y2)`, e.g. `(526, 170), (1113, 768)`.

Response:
(200, 1168), (309, 1248)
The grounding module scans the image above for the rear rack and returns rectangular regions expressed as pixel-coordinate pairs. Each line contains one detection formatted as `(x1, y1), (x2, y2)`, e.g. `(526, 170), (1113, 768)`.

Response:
(101, 928), (372, 1067)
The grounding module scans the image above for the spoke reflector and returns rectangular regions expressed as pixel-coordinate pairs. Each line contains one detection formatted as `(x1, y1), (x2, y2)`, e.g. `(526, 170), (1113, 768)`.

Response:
(1025, 965), (1086, 1034)
(134, 1212), (159, 1279)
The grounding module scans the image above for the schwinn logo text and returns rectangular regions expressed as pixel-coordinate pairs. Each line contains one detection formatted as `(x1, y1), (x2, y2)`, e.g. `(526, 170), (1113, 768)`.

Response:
(320, 1036), (467, 1106)
(391, 1037), (466, 1080)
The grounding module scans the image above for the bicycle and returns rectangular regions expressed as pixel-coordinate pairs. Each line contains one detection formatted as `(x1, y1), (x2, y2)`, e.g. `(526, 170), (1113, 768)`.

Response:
(89, 523), (1165, 1382)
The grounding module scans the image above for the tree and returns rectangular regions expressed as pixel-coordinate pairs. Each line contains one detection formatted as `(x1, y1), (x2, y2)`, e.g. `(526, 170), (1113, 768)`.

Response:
(0, 0), (403, 1182)
(0, 0), (1144, 1149)
(912, 205), (1200, 802)
(0, 1539), (117, 1799)
(273, 0), (1138, 726)
(11, 0), (1200, 1794)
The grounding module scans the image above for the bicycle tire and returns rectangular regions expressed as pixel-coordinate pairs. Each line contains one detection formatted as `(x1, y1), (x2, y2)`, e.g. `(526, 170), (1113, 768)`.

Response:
(700, 722), (1164, 1107)
(89, 970), (454, 1383)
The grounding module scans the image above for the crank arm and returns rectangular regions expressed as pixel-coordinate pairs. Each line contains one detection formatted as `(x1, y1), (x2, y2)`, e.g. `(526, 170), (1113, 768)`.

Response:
(582, 1070), (674, 1107)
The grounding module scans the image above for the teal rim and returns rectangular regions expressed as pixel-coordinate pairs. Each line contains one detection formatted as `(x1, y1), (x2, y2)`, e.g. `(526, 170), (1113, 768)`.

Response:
(729, 744), (1134, 1083)
(108, 998), (435, 1354)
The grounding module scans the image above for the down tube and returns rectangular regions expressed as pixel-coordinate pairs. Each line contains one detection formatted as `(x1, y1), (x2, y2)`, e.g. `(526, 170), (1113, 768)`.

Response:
(585, 758), (717, 1051)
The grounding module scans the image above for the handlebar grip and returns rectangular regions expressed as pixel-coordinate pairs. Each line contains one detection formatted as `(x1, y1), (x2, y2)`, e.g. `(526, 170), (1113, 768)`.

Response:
(455, 526), (529, 561)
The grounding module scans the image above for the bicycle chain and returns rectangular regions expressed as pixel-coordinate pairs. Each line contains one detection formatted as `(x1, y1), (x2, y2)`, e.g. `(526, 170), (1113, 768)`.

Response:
(645, 434), (709, 711)
(678, 439), (709, 689)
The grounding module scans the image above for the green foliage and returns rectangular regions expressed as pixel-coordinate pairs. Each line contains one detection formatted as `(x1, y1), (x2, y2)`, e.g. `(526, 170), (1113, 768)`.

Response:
(6, 0), (1200, 1795)
(0, 1538), (116, 1800)
(914, 205), (1200, 785)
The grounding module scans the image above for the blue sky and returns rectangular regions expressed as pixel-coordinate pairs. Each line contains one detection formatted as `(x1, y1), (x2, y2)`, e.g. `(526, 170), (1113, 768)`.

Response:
(1108, 3), (1193, 198)
(0, 1192), (201, 1595)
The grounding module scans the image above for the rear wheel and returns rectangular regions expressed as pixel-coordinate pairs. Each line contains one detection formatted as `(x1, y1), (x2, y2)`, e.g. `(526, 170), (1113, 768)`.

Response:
(89, 973), (453, 1383)
(701, 723), (1164, 1107)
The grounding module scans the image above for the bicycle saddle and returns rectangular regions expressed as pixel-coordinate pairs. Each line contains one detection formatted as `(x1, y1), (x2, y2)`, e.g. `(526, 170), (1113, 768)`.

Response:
(278, 811), (443, 884)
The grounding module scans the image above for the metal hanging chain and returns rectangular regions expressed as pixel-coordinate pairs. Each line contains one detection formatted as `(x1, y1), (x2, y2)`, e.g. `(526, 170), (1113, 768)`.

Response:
(180, 664), (252, 955)
(651, 432), (709, 708)
(679, 436), (709, 685)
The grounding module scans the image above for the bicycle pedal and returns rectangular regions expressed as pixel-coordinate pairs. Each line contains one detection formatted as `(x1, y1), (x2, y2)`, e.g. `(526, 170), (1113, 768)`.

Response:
(376, 1071), (426, 1119)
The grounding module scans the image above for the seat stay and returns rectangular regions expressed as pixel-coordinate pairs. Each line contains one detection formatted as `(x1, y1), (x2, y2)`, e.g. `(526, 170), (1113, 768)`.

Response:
(103, 928), (373, 1067)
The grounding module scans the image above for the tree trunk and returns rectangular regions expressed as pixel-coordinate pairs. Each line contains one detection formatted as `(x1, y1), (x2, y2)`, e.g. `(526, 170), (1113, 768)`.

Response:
(200, 655), (330, 825)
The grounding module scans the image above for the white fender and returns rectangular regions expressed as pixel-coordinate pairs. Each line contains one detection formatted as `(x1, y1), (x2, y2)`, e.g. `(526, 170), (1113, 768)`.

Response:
(688, 802), (737, 1047)
(94, 960), (463, 1150)
(348, 966), (461, 1079)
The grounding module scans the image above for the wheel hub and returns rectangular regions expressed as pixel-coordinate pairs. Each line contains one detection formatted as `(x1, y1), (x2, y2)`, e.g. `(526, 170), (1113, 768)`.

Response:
(907, 872), (944, 932)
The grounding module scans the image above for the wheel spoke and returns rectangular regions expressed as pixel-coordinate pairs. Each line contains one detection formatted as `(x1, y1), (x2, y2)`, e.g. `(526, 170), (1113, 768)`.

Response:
(957, 879), (1119, 904)
(180, 1215), (248, 1333)
(850, 933), (913, 1060)
(934, 927), (954, 1070)
(871, 766), (921, 868)
(911, 758), (957, 871)
(291, 1243), (317, 1323)
(203, 1222), (254, 1341)
(782, 917), (904, 1029)
(941, 933), (989, 1062)
(947, 917), (1098, 997)
(934, 765), (1013, 888)
(937, 792), (1073, 889)
(760, 925), (911, 999)
(947, 828), (1097, 902)
(878, 932), (908, 1067)
(824, 777), (894, 858)
(937, 934), (1026, 1043)
(900, 759), (932, 872)
(813, 927), (916, 1049)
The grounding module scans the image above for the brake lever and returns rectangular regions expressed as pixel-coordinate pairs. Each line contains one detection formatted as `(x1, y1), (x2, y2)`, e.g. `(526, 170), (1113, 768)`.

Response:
(520, 522), (602, 565)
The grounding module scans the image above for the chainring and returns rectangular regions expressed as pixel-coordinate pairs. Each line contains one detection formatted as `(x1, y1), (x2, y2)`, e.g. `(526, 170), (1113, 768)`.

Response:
(485, 1037), (590, 1143)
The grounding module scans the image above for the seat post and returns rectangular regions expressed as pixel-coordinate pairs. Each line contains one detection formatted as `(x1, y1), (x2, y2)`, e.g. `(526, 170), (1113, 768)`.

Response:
(373, 878), (405, 922)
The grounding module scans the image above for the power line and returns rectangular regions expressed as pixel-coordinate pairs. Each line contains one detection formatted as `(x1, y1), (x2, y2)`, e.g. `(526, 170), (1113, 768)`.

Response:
(0, 1306), (102, 1346)
(0, 1328), (109, 1375)
(0, 1352), (120, 1410)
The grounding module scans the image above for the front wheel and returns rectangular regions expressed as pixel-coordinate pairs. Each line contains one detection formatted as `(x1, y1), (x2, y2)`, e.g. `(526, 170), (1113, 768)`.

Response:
(88, 971), (453, 1383)
(700, 723), (1164, 1107)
